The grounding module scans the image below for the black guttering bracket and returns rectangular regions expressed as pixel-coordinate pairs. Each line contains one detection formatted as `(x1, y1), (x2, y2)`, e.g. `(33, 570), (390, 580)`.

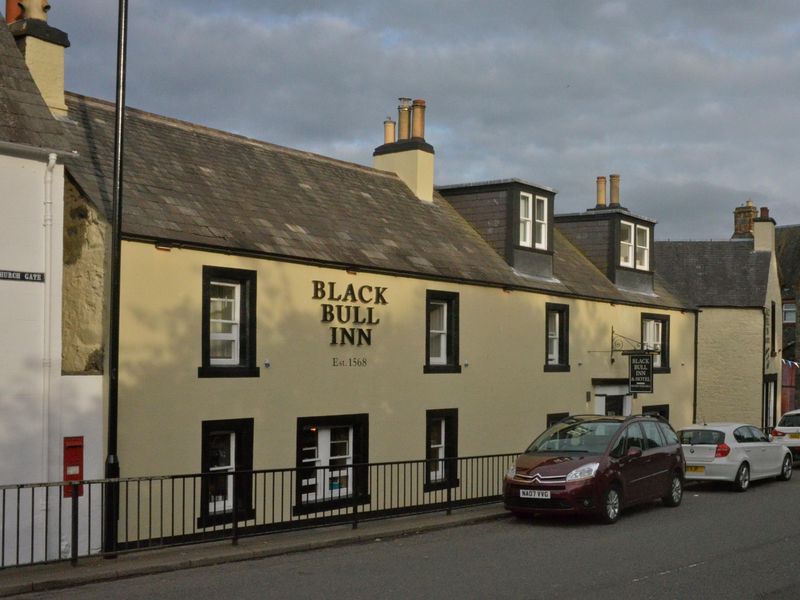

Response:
(373, 139), (434, 156)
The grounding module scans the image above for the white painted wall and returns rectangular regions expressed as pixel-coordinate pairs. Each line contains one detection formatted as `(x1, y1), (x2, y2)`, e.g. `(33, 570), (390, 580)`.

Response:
(0, 149), (103, 565)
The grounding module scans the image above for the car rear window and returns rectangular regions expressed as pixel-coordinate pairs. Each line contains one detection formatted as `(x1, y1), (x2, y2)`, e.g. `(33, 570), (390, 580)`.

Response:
(679, 429), (725, 445)
(778, 414), (800, 427)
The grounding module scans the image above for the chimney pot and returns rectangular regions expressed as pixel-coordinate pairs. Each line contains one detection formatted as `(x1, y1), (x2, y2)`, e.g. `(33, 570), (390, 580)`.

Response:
(383, 117), (396, 145)
(7, 0), (51, 22)
(411, 98), (426, 140)
(760, 206), (770, 219)
(397, 97), (412, 141)
(609, 174), (620, 207)
(596, 176), (607, 208)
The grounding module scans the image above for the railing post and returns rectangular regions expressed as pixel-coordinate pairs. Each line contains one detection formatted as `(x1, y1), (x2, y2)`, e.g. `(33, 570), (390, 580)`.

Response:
(446, 458), (453, 516)
(231, 472), (238, 546)
(352, 465), (358, 530)
(70, 483), (79, 567)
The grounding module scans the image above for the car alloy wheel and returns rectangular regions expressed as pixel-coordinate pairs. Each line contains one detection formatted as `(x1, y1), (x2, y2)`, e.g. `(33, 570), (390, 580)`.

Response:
(663, 474), (683, 507)
(600, 486), (621, 524)
(779, 455), (793, 481)
(734, 462), (750, 492)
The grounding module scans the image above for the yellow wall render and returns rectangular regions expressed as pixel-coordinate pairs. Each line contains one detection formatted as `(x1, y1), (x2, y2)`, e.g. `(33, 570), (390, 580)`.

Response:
(116, 241), (696, 478)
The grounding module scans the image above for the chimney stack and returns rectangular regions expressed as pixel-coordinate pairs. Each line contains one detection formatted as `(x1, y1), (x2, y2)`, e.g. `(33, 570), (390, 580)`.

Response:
(753, 204), (776, 252)
(6, 0), (70, 118)
(609, 174), (620, 207)
(373, 97), (435, 202)
(595, 176), (607, 208)
(732, 199), (758, 238)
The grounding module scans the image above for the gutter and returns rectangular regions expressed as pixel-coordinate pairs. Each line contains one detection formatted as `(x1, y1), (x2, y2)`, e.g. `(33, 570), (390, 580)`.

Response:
(0, 139), (76, 159)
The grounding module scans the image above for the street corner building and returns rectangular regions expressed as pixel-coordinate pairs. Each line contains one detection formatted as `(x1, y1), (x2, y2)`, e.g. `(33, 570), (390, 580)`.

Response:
(0, 1), (785, 553)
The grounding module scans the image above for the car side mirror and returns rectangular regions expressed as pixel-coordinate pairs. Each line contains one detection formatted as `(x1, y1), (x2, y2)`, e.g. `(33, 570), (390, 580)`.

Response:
(627, 446), (642, 458)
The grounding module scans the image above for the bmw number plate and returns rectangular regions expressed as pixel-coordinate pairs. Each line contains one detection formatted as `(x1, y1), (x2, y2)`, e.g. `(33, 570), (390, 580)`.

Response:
(520, 489), (550, 499)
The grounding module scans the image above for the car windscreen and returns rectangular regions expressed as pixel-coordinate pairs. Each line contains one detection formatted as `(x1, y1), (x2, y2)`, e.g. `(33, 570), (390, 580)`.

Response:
(679, 429), (725, 445)
(526, 421), (622, 454)
(778, 414), (800, 427)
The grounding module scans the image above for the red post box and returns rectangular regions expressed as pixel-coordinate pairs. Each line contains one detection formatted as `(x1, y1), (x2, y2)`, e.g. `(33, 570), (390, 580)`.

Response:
(63, 436), (84, 498)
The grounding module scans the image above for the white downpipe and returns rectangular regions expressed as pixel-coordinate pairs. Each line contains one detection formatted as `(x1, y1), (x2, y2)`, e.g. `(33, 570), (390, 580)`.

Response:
(42, 153), (57, 483)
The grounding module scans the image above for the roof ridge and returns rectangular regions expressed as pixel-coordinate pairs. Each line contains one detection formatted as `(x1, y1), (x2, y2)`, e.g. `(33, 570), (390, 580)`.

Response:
(64, 91), (398, 180)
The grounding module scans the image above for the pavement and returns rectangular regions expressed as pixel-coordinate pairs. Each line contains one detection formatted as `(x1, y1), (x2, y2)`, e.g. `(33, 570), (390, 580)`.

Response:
(0, 503), (508, 597)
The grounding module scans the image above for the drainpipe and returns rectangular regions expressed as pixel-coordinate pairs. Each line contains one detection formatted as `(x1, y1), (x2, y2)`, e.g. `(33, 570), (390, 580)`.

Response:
(42, 152), (57, 482)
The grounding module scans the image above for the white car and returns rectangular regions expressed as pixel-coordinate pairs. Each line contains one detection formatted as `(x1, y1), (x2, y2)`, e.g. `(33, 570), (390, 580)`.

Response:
(772, 409), (800, 461)
(678, 423), (793, 492)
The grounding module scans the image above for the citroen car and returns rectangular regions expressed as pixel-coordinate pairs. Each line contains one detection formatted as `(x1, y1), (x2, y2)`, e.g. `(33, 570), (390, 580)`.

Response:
(503, 414), (685, 524)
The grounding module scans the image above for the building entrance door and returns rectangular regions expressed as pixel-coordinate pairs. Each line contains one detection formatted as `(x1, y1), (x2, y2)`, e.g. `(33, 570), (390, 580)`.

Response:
(605, 395), (624, 416)
(593, 381), (632, 417)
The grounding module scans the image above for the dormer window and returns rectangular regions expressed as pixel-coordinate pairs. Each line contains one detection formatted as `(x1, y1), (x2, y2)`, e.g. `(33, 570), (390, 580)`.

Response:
(620, 221), (650, 271)
(520, 192), (547, 250)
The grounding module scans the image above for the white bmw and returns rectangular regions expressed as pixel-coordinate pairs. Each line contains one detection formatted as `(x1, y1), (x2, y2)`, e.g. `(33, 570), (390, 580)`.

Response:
(678, 423), (793, 492)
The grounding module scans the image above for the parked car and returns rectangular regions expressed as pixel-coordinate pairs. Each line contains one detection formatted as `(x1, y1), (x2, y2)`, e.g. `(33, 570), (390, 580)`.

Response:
(772, 409), (800, 461)
(678, 423), (793, 491)
(503, 414), (685, 524)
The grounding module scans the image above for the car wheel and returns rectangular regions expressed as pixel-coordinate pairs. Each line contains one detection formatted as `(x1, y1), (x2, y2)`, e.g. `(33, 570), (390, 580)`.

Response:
(599, 485), (621, 524)
(734, 462), (750, 492)
(662, 473), (683, 507)
(778, 454), (793, 481)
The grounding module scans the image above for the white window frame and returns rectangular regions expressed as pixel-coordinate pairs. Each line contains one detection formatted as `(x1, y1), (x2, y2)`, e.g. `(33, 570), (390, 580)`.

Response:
(208, 431), (235, 515)
(620, 221), (634, 268)
(428, 301), (448, 365)
(209, 281), (241, 365)
(519, 192), (533, 248)
(428, 418), (446, 482)
(784, 302), (797, 324)
(547, 310), (560, 365)
(635, 224), (650, 270)
(643, 319), (663, 368)
(301, 426), (354, 504)
(534, 195), (548, 250)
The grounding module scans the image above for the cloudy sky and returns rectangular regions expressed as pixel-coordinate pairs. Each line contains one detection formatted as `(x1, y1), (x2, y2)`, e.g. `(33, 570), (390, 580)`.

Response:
(50, 0), (799, 239)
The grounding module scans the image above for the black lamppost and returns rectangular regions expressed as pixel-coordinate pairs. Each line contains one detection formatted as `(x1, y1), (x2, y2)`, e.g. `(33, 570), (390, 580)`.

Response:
(103, 0), (128, 556)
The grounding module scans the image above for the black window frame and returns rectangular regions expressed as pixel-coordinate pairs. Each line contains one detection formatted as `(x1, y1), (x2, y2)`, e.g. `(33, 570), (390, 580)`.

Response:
(198, 418), (255, 528)
(294, 413), (369, 516)
(424, 408), (459, 492)
(546, 412), (570, 428)
(544, 303), (570, 372)
(424, 290), (461, 374)
(198, 266), (260, 378)
(643, 404), (670, 421)
(641, 313), (670, 373)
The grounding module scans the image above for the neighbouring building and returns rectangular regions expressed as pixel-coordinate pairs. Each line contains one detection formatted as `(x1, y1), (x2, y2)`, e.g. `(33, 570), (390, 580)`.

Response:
(656, 201), (783, 427)
(1, 2), (102, 565)
(776, 224), (800, 414)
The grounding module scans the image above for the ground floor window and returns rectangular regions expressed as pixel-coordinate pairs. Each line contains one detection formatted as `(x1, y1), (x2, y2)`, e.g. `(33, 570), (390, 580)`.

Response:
(295, 414), (369, 514)
(546, 412), (569, 428)
(425, 409), (459, 492)
(642, 404), (670, 421)
(199, 418), (254, 527)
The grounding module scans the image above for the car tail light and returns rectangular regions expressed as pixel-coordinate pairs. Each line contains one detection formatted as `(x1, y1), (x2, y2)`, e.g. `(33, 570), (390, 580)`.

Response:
(715, 443), (731, 458)
(772, 429), (786, 437)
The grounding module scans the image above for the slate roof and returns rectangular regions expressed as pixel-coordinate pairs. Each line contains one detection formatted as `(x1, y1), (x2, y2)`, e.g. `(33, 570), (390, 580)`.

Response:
(776, 225), (800, 294)
(61, 92), (687, 309)
(0, 17), (66, 150)
(655, 240), (770, 308)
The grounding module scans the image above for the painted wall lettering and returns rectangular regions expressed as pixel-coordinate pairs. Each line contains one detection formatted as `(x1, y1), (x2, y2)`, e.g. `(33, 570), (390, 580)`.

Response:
(312, 280), (388, 347)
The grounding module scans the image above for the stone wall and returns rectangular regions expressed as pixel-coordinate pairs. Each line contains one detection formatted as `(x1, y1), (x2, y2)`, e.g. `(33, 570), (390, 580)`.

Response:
(62, 178), (107, 374)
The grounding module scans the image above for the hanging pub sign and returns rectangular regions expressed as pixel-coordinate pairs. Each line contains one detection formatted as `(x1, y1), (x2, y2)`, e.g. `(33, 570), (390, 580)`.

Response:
(629, 353), (653, 393)
(0, 270), (45, 283)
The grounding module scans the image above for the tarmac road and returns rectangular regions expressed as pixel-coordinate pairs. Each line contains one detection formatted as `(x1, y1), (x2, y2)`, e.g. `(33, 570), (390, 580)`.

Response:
(21, 475), (800, 599)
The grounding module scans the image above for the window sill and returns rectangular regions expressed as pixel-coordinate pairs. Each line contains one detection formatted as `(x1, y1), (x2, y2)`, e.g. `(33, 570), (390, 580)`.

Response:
(293, 494), (371, 517)
(198, 365), (261, 378)
(543, 364), (570, 373)
(617, 264), (652, 274)
(514, 245), (553, 255)
(424, 478), (460, 493)
(197, 507), (256, 529)
(423, 364), (462, 374)
(653, 367), (671, 374)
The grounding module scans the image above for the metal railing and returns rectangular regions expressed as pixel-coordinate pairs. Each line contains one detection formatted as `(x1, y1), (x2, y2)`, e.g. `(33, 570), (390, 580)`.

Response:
(0, 453), (516, 568)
